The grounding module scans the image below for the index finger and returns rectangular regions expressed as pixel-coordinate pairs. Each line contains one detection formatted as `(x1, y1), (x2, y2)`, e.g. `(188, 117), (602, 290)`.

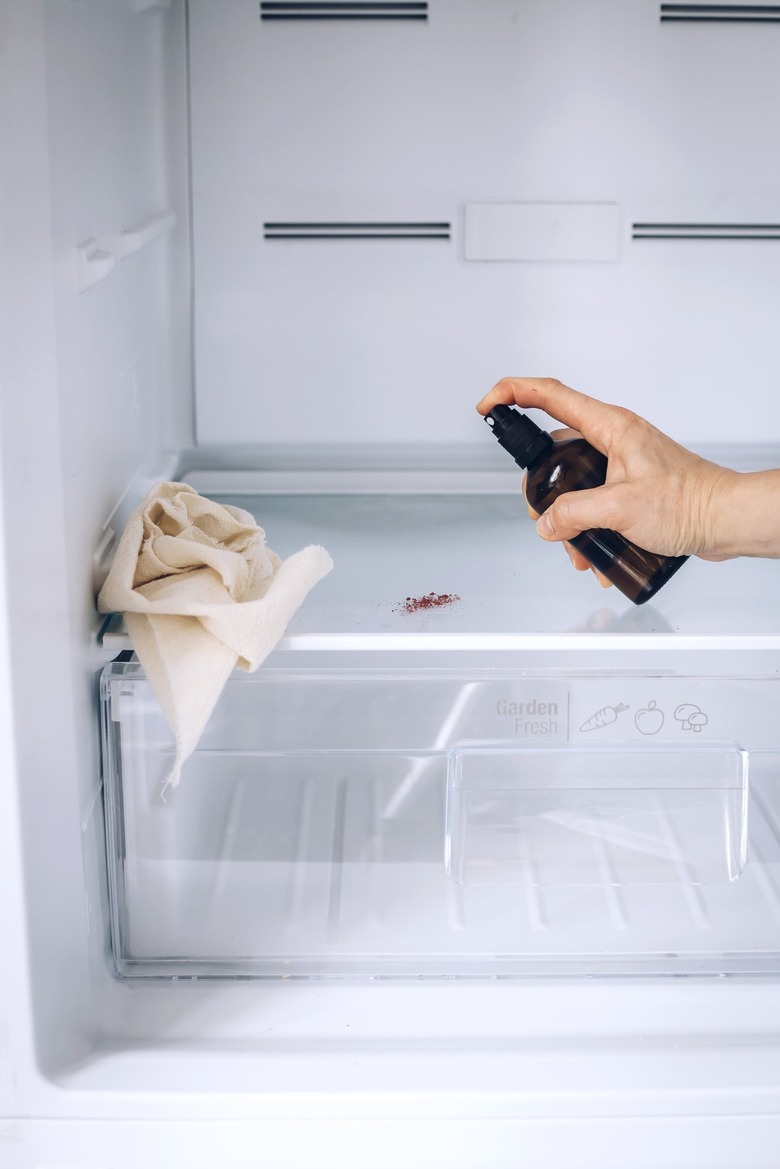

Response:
(477, 377), (627, 455)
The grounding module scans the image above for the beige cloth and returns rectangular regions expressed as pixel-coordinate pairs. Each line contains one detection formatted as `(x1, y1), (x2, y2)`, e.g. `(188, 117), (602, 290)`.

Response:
(98, 482), (332, 791)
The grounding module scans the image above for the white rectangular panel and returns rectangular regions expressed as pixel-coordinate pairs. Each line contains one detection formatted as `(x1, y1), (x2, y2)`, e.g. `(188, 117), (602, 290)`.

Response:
(463, 202), (620, 263)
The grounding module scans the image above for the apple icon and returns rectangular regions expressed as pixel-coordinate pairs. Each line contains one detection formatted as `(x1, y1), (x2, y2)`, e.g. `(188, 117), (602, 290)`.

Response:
(635, 700), (664, 736)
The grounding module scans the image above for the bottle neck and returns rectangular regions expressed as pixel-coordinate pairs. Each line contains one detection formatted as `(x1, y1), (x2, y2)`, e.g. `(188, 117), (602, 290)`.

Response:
(485, 405), (554, 469)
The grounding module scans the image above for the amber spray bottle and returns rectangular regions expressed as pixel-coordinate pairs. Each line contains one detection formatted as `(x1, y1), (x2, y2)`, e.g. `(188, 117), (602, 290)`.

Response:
(485, 405), (687, 605)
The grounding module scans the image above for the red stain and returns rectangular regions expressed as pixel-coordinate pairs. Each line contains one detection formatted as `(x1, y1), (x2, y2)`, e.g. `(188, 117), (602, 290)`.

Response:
(395, 592), (461, 614)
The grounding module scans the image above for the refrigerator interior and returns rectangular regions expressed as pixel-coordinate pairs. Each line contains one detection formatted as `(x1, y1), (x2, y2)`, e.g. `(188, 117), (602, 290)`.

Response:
(3, 0), (780, 1161)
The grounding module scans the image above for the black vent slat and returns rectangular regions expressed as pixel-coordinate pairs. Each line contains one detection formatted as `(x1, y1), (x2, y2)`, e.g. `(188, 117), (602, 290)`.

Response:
(662, 15), (780, 20)
(661, 3), (780, 19)
(263, 1), (427, 7)
(634, 222), (780, 228)
(268, 234), (451, 241)
(261, 1), (428, 19)
(633, 222), (780, 239)
(264, 221), (450, 229)
(662, 3), (780, 10)
(262, 13), (429, 19)
(635, 233), (780, 239)
(264, 220), (450, 240)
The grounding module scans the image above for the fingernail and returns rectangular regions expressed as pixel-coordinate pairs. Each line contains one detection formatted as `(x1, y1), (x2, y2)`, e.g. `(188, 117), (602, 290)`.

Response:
(536, 513), (553, 539)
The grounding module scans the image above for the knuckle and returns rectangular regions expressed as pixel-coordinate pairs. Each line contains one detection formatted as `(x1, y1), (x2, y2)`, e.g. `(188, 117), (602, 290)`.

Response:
(552, 494), (575, 524)
(493, 376), (516, 396)
(615, 407), (642, 439)
(546, 499), (571, 535)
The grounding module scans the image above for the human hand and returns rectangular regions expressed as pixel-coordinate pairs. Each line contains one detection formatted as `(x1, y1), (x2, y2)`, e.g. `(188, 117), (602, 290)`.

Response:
(477, 378), (780, 566)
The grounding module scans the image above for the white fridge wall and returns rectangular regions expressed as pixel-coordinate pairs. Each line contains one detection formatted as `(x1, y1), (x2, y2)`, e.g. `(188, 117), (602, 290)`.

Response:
(0, 0), (191, 1096)
(0, 0), (99, 1092)
(190, 0), (780, 447)
(45, 0), (193, 489)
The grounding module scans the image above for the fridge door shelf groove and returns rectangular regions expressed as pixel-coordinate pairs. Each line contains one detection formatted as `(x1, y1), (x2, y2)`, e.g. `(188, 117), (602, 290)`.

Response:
(75, 237), (115, 294)
(117, 210), (177, 260)
(74, 211), (176, 292)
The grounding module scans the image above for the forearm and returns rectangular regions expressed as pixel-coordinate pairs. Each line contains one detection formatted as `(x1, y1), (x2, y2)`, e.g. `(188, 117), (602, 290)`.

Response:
(709, 469), (780, 559)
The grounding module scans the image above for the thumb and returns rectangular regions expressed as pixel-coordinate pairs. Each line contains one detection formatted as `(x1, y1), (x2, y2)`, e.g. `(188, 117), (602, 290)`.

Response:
(535, 485), (626, 543)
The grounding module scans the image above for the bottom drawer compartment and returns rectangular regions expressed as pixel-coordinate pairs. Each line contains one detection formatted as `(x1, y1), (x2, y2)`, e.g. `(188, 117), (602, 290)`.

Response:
(100, 660), (780, 979)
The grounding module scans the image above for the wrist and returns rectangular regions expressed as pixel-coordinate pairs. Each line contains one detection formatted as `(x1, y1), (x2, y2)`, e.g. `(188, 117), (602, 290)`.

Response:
(706, 468), (780, 559)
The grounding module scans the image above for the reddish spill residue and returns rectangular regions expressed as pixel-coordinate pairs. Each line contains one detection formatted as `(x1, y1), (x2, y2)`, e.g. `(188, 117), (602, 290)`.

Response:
(395, 592), (461, 614)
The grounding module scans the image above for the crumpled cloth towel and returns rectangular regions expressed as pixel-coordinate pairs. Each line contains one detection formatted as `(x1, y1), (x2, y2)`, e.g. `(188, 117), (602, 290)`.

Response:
(98, 481), (332, 791)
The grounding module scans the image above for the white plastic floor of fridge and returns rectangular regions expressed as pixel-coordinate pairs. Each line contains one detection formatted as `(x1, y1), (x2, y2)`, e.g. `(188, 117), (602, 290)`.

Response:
(177, 487), (780, 647)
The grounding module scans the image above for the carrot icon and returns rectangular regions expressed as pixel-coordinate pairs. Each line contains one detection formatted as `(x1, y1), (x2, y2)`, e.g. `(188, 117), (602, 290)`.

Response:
(580, 703), (629, 732)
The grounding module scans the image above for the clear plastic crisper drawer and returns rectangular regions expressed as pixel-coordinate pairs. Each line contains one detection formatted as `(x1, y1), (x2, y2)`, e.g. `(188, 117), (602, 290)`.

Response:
(100, 660), (780, 980)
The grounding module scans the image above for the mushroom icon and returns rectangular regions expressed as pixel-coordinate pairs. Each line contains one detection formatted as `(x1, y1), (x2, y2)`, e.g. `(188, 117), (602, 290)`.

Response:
(674, 703), (709, 733)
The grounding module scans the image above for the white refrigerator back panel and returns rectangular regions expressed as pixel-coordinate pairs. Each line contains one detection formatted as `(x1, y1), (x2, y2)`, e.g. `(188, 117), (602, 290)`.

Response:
(190, 0), (780, 447)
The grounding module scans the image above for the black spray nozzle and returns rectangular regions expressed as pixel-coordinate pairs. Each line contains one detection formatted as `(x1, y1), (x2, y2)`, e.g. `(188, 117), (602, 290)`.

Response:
(485, 404), (554, 469)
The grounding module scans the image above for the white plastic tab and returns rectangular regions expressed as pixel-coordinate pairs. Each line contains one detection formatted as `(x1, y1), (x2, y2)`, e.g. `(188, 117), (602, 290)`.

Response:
(117, 210), (176, 259)
(463, 202), (621, 263)
(75, 237), (115, 293)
